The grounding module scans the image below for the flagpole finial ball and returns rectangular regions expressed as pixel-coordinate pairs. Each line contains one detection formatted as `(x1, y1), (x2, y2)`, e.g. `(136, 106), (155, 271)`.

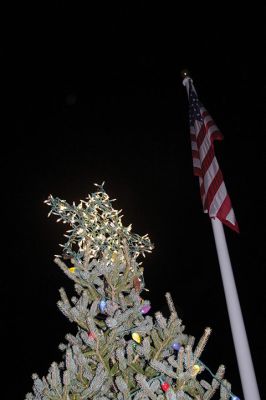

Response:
(181, 69), (191, 79)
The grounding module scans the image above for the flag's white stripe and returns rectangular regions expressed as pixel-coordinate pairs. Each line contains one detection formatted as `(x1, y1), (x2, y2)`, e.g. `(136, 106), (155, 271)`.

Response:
(190, 126), (196, 135)
(209, 181), (227, 217)
(191, 141), (198, 151)
(193, 158), (201, 169)
(226, 208), (236, 225)
(207, 124), (220, 137)
(199, 139), (211, 163)
(203, 115), (213, 125)
(203, 156), (220, 195)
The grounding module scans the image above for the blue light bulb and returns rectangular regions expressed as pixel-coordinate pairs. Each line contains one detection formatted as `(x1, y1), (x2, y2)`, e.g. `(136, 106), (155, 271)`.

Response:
(172, 342), (181, 351)
(99, 299), (107, 313)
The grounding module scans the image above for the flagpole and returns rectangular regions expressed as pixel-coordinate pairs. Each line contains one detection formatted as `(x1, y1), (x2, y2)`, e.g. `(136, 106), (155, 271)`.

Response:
(181, 70), (261, 400)
(211, 218), (260, 400)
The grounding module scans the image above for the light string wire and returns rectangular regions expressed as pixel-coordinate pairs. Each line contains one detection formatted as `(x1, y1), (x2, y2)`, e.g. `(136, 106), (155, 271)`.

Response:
(87, 306), (239, 400)
(70, 270), (238, 399)
(129, 370), (238, 400)
(122, 325), (238, 399)
(196, 358), (237, 399)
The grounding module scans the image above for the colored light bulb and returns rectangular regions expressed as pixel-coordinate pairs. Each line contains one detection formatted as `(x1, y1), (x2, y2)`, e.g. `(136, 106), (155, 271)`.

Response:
(133, 276), (141, 292)
(69, 267), (76, 273)
(172, 342), (181, 351)
(87, 331), (96, 340)
(161, 382), (170, 392)
(140, 304), (151, 314)
(191, 364), (201, 376)
(132, 332), (141, 343)
(99, 299), (107, 313)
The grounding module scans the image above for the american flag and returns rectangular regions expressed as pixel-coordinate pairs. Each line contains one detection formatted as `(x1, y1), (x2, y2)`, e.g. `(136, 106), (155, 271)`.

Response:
(187, 78), (239, 232)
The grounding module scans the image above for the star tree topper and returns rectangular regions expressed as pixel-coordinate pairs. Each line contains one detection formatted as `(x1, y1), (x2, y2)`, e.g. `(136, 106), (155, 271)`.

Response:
(45, 183), (154, 263)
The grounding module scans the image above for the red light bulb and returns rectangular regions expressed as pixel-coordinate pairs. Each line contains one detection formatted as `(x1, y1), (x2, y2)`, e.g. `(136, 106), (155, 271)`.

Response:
(161, 382), (170, 392)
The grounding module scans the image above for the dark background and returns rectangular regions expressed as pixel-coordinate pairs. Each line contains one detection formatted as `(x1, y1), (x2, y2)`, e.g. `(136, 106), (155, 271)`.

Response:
(2, 3), (265, 399)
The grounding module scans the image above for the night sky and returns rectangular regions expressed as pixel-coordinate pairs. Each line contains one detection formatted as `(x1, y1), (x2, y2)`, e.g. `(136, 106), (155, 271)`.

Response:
(3, 3), (265, 399)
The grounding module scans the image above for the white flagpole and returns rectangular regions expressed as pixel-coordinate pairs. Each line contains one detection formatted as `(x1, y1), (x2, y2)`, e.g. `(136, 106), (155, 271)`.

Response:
(182, 71), (261, 400)
(211, 218), (260, 400)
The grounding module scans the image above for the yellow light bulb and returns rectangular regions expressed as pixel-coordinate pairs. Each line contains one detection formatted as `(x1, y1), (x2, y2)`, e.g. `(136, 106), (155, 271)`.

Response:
(191, 364), (200, 376)
(132, 332), (141, 344)
(69, 267), (76, 273)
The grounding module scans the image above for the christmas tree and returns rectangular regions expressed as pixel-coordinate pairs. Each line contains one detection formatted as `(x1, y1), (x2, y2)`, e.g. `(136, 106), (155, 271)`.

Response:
(25, 183), (237, 400)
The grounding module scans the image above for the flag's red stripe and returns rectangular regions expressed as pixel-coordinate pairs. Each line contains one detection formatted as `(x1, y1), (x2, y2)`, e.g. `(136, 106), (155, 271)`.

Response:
(216, 194), (239, 232)
(210, 130), (223, 142)
(221, 218), (239, 232)
(196, 125), (206, 148)
(193, 167), (202, 176)
(192, 150), (200, 159)
(205, 119), (215, 130)
(201, 146), (215, 176)
(216, 194), (232, 220)
(204, 168), (224, 210)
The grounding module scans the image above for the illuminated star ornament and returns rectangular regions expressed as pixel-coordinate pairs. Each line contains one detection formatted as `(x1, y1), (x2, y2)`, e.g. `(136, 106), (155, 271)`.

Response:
(44, 183), (154, 262)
